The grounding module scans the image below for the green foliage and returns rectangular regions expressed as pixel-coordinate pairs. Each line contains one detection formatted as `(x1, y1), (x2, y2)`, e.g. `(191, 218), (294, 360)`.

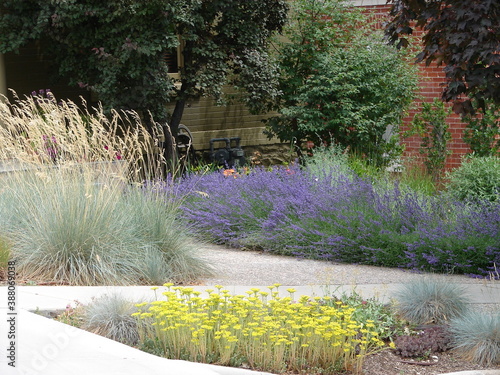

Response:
(394, 159), (438, 196)
(329, 289), (407, 340)
(347, 153), (385, 181)
(386, 0), (500, 115)
(265, 0), (418, 166)
(463, 102), (500, 156)
(445, 156), (500, 203)
(449, 311), (500, 366)
(302, 143), (355, 183)
(0, 0), (288, 131)
(82, 293), (140, 345)
(410, 99), (452, 182)
(393, 279), (471, 325)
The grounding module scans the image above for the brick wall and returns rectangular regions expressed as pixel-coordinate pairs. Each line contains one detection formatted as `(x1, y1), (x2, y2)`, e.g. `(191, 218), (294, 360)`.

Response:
(362, 4), (471, 171)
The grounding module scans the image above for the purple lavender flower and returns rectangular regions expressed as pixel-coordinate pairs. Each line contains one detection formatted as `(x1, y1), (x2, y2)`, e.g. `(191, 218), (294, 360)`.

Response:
(160, 164), (500, 279)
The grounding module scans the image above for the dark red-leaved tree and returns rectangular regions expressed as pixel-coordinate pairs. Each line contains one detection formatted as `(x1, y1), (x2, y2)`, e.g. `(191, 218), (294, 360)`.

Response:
(385, 0), (500, 115)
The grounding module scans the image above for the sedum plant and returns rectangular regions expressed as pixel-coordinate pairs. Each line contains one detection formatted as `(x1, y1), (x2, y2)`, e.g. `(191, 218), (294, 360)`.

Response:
(393, 326), (452, 358)
(134, 284), (384, 374)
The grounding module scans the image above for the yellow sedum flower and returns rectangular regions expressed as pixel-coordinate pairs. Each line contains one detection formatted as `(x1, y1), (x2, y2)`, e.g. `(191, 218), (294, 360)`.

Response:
(134, 284), (384, 374)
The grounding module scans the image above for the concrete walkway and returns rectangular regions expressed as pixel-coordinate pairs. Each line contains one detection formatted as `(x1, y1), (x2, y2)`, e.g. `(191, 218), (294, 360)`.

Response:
(0, 283), (499, 375)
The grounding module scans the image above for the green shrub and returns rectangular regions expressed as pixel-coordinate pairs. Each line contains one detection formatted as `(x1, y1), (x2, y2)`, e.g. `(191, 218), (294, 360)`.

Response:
(265, 0), (418, 166)
(449, 311), (500, 366)
(393, 279), (471, 325)
(446, 156), (500, 202)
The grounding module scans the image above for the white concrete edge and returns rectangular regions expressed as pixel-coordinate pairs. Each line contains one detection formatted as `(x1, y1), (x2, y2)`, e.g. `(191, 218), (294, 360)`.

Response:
(1, 283), (499, 312)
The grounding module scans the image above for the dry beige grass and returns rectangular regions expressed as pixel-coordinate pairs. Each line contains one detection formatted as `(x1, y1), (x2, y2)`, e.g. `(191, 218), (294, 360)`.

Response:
(0, 91), (164, 181)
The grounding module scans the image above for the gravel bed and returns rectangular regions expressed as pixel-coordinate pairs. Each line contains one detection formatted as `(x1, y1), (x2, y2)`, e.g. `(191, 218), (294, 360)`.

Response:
(197, 244), (498, 286)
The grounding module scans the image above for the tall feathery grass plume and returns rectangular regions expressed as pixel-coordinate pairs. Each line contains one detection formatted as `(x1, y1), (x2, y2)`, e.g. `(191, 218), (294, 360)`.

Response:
(0, 90), (164, 182)
(0, 91), (213, 285)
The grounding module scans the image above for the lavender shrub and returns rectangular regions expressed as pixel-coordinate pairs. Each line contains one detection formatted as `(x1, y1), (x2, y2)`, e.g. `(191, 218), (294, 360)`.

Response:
(167, 165), (499, 278)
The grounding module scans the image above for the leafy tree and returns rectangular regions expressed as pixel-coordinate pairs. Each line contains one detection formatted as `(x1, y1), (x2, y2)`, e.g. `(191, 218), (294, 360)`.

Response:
(385, 0), (500, 115)
(463, 101), (500, 156)
(264, 0), (419, 165)
(0, 0), (288, 161)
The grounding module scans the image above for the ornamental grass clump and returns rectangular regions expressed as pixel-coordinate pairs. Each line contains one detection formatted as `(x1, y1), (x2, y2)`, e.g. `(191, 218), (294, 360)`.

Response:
(82, 293), (141, 345)
(0, 169), (212, 285)
(393, 278), (471, 325)
(449, 311), (500, 366)
(134, 284), (384, 374)
(0, 92), (212, 285)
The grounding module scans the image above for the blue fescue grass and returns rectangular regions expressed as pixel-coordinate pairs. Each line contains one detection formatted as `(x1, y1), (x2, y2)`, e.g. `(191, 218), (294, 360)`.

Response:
(0, 168), (213, 285)
(163, 153), (500, 279)
(393, 278), (471, 325)
(450, 312), (500, 366)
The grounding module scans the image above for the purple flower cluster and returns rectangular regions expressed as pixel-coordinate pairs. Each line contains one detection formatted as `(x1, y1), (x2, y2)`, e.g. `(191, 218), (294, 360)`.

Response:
(162, 165), (500, 279)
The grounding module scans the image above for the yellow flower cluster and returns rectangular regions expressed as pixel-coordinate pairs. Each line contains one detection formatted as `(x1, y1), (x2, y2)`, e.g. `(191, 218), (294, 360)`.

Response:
(134, 284), (384, 374)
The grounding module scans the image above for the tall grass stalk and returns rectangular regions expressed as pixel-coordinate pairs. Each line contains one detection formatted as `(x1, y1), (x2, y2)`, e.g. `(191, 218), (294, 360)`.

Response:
(0, 93), (213, 285)
(393, 158), (438, 196)
(0, 91), (163, 181)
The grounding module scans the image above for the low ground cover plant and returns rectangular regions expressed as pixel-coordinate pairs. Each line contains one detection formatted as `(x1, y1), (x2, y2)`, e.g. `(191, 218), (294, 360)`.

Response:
(167, 149), (500, 279)
(134, 284), (384, 374)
